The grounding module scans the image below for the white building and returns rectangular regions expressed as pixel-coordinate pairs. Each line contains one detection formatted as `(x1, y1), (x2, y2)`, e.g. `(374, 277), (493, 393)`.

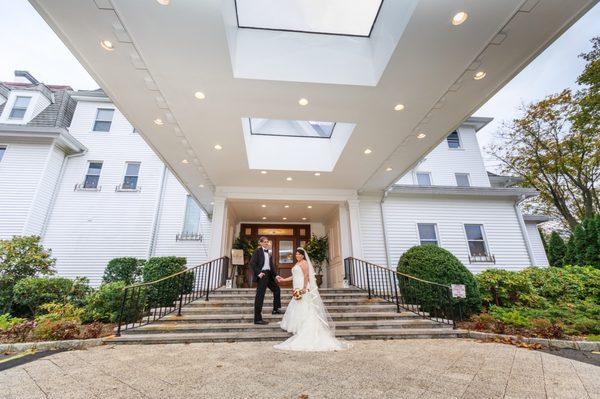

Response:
(1, 70), (548, 287)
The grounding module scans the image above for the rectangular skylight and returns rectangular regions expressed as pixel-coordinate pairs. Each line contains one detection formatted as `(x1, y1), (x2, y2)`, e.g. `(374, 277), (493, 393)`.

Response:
(235, 0), (383, 37)
(249, 118), (335, 138)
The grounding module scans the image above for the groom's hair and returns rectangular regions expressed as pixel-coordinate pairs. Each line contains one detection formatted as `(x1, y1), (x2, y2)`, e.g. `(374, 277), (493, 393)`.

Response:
(259, 236), (268, 243)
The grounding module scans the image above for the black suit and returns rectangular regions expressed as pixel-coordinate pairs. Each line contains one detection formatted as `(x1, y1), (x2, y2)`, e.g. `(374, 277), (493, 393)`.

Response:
(249, 247), (281, 322)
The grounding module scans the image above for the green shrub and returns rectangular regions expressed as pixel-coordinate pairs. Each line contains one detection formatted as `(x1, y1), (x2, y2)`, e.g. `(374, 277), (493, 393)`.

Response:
(69, 277), (94, 307)
(142, 257), (190, 307)
(521, 266), (600, 304)
(81, 282), (146, 324)
(33, 319), (79, 341)
(397, 245), (482, 317)
(12, 277), (73, 316)
(102, 257), (145, 285)
(36, 303), (83, 323)
(4, 320), (36, 342)
(547, 232), (567, 267)
(489, 306), (532, 329)
(0, 235), (55, 314)
(0, 313), (25, 331)
(476, 269), (542, 308)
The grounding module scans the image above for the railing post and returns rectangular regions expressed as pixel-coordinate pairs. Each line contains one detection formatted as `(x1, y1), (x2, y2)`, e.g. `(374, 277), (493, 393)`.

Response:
(177, 273), (185, 316)
(115, 287), (128, 336)
(365, 262), (371, 299)
(205, 260), (213, 301)
(392, 271), (400, 313)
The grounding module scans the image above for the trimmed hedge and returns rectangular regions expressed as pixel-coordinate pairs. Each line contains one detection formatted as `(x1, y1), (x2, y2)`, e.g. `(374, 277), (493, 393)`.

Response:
(12, 277), (73, 316)
(142, 257), (191, 307)
(102, 257), (145, 285)
(397, 245), (482, 317)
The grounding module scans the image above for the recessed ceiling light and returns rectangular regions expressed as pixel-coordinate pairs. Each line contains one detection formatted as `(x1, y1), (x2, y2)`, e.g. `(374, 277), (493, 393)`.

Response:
(307, 205), (312, 209)
(302, 217), (307, 221)
(314, 172), (321, 176)
(474, 71), (487, 80)
(452, 11), (468, 26)
(194, 91), (206, 100)
(214, 144), (223, 150)
(153, 118), (163, 125)
(156, 0), (170, 4)
(286, 177), (293, 181)
(262, 216), (267, 220)
(199, 184), (205, 188)
(210, 202), (214, 205)
(181, 159), (189, 164)
(260, 170), (267, 174)
(298, 98), (309, 106)
(394, 104), (405, 111)
(261, 204), (267, 208)
(284, 205), (290, 208)
(417, 133), (427, 139)
(386, 167), (393, 172)
(364, 148), (372, 155)
(282, 217), (287, 221)
(100, 40), (114, 51)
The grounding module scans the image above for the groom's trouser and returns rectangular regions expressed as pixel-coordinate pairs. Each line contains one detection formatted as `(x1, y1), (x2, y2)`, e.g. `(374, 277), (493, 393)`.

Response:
(254, 271), (281, 322)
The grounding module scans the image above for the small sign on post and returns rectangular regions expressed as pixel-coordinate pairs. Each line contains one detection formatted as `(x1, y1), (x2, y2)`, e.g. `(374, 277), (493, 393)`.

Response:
(451, 284), (466, 298)
(231, 249), (244, 266)
(342, 279), (349, 289)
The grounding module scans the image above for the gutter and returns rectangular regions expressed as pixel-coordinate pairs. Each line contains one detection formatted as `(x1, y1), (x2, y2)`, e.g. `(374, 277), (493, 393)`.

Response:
(379, 190), (392, 268)
(514, 195), (537, 266)
(147, 164), (168, 258)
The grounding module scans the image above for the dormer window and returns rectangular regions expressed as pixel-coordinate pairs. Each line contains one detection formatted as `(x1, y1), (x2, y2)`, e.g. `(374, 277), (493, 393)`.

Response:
(9, 96), (31, 119)
(416, 172), (432, 186)
(93, 108), (114, 132)
(447, 131), (461, 149)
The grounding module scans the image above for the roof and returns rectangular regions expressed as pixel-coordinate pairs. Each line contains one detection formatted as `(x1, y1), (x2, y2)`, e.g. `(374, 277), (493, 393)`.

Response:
(487, 171), (525, 188)
(389, 184), (538, 199)
(463, 116), (494, 132)
(523, 214), (551, 223)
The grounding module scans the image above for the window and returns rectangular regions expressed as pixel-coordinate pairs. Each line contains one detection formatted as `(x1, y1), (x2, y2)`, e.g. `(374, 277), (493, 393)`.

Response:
(416, 172), (432, 186)
(121, 162), (140, 190)
(182, 195), (202, 235)
(417, 224), (438, 246)
(9, 96), (31, 119)
(447, 131), (461, 149)
(464, 224), (489, 257)
(0, 146), (6, 162)
(455, 173), (471, 187)
(83, 162), (102, 189)
(93, 109), (114, 132)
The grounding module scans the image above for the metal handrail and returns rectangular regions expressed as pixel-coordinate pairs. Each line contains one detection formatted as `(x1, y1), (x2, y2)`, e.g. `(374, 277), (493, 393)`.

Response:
(115, 256), (229, 336)
(344, 257), (459, 328)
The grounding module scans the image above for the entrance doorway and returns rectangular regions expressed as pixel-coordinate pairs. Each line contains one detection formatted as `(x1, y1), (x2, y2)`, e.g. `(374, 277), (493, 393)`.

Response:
(240, 224), (311, 287)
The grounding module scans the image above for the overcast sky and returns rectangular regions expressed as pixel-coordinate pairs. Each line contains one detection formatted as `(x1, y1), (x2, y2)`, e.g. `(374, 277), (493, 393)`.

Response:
(1, 1), (599, 170)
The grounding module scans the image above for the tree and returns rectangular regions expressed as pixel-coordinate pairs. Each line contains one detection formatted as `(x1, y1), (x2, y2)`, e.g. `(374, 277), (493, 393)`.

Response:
(0, 236), (56, 314)
(564, 234), (578, 265)
(489, 37), (600, 229)
(563, 216), (600, 269)
(547, 232), (566, 267)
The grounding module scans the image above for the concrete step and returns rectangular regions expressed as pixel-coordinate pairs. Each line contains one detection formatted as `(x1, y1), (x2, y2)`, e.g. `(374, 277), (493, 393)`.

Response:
(177, 304), (400, 315)
(208, 292), (372, 300)
(214, 288), (361, 294)
(106, 328), (459, 345)
(185, 298), (389, 308)
(150, 311), (423, 324)
(123, 319), (448, 335)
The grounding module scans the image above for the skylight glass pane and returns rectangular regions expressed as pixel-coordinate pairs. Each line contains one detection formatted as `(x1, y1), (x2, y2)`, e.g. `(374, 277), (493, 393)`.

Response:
(249, 118), (335, 138)
(235, 0), (383, 37)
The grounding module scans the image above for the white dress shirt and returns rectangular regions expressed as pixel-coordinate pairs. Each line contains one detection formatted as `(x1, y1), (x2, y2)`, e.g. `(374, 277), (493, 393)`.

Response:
(261, 249), (271, 271)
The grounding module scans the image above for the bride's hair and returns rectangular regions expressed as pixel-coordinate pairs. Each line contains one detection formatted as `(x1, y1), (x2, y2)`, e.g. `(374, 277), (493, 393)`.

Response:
(295, 248), (306, 259)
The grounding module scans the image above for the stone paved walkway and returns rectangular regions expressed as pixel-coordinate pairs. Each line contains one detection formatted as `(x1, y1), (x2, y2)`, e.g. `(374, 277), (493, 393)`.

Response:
(0, 339), (598, 399)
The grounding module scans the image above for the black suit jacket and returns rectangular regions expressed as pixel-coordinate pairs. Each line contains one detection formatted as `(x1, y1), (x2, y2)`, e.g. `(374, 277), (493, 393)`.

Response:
(249, 247), (276, 282)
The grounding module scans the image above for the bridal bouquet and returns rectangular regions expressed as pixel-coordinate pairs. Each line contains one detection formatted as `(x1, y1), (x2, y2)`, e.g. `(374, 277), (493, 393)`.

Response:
(292, 288), (303, 300)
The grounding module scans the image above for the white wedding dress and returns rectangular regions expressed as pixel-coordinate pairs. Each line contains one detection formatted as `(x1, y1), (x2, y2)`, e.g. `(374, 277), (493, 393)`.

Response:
(274, 255), (349, 352)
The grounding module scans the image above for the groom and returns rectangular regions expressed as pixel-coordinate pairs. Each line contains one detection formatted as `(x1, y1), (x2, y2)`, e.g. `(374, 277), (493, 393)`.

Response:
(249, 237), (282, 324)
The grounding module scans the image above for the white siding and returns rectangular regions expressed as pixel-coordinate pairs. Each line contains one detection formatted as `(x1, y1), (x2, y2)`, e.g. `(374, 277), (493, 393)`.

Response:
(153, 171), (212, 266)
(0, 91), (50, 125)
(0, 139), (53, 239)
(525, 222), (549, 266)
(397, 126), (491, 187)
(359, 195), (533, 273)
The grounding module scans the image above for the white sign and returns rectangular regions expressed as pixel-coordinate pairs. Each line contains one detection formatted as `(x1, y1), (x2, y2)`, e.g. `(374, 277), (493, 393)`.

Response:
(342, 279), (350, 289)
(451, 284), (466, 298)
(231, 249), (244, 265)
(225, 279), (233, 289)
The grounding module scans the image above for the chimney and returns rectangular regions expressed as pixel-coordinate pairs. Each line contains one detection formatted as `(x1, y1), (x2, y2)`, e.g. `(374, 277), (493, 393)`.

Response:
(14, 70), (39, 85)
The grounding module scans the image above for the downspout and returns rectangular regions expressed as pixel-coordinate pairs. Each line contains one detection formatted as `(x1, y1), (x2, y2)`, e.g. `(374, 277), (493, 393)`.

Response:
(147, 164), (168, 258)
(379, 190), (392, 268)
(40, 147), (87, 238)
(514, 195), (536, 266)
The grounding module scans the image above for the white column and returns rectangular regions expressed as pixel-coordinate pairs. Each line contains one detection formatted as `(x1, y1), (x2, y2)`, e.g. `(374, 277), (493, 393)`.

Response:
(346, 199), (363, 259)
(208, 196), (227, 259)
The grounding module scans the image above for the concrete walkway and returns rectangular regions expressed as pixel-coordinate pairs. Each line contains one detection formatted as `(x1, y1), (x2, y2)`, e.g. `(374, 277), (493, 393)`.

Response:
(0, 339), (598, 399)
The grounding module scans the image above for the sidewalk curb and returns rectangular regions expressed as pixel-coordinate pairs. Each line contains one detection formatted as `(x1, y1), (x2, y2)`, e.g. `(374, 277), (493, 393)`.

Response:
(458, 330), (600, 352)
(0, 338), (104, 354)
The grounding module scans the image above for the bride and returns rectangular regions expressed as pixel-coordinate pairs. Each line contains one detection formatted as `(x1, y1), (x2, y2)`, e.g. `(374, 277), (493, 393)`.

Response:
(274, 248), (349, 351)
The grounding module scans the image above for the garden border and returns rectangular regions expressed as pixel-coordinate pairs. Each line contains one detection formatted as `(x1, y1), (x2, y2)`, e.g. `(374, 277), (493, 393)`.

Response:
(459, 330), (600, 351)
(0, 338), (104, 354)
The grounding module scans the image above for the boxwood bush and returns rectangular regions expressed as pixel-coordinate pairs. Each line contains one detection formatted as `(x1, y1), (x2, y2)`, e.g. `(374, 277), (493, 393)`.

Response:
(142, 257), (191, 307)
(397, 245), (482, 317)
(102, 257), (145, 285)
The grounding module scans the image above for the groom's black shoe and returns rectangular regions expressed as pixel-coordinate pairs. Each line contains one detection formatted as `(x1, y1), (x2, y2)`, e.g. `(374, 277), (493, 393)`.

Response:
(272, 309), (282, 315)
(254, 320), (269, 325)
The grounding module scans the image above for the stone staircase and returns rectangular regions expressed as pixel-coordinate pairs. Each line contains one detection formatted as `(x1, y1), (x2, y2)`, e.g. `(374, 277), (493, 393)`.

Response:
(106, 287), (458, 344)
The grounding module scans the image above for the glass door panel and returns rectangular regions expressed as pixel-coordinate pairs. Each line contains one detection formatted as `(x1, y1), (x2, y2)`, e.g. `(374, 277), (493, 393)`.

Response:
(278, 240), (294, 264)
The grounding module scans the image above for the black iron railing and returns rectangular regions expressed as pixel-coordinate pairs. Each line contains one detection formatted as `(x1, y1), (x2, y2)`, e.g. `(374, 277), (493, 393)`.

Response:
(115, 256), (229, 336)
(344, 257), (458, 327)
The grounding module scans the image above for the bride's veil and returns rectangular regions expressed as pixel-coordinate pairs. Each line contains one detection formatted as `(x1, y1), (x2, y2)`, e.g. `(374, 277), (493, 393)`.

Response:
(301, 247), (336, 337)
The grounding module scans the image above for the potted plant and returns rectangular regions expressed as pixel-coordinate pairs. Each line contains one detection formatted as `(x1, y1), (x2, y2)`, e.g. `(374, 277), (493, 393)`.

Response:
(304, 234), (328, 287)
(232, 236), (257, 288)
